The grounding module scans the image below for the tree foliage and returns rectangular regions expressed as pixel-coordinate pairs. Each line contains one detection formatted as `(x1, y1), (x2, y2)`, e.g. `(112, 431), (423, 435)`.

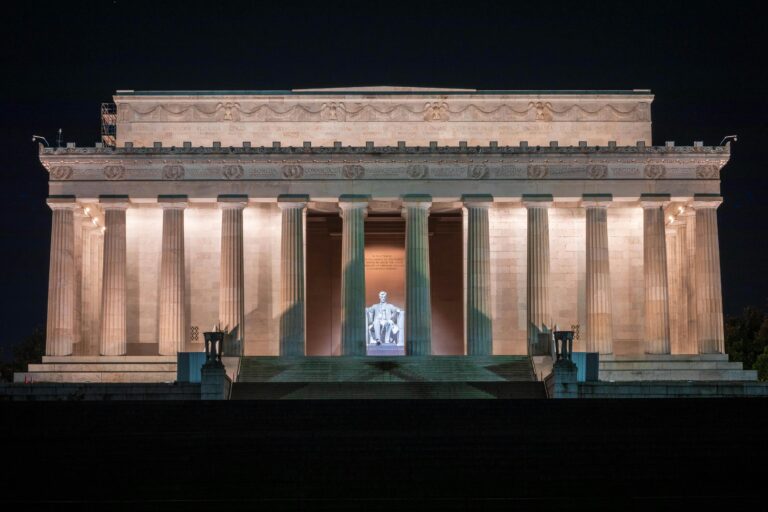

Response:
(0, 326), (45, 382)
(724, 306), (768, 381)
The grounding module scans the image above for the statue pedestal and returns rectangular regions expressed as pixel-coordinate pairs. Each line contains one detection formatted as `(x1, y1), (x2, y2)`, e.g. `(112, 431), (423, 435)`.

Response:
(366, 344), (405, 356)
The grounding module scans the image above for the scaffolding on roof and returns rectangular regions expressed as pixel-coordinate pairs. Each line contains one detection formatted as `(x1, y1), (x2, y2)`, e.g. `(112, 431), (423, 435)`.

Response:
(101, 103), (116, 147)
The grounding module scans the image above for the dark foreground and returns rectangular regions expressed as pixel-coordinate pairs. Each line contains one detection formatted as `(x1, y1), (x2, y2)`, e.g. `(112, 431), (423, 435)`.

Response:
(2, 399), (767, 510)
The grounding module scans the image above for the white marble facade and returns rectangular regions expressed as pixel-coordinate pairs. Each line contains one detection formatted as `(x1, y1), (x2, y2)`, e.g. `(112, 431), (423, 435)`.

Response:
(40, 87), (729, 357)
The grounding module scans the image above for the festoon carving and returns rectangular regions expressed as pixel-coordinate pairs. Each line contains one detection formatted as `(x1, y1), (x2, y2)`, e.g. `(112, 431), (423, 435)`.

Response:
(644, 164), (666, 179)
(281, 164), (304, 179)
(103, 165), (125, 180)
(222, 164), (244, 180)
(586, 164), (608, 179)
(527, 164), (549, 178)
(50, 166), (73, 180)
(162, 164), (185, 180)
(342, 164), (365, 179)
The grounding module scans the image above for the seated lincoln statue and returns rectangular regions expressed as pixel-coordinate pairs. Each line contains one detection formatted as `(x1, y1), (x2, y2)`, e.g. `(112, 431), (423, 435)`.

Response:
(366, 291), (404, 346)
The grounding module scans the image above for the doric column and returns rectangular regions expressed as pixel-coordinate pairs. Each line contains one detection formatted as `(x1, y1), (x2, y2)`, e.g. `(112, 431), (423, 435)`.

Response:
(72, 209), (86, 351)
(80, 220), (103, 355)
(524, 195), (552, 356)
(583, 194), (613, 355)
(680, 208), (698, 352)
(641, 194), (671, 354)
(218, 195), (247, 357)
(278, 194), (308, 356)
(403, 194), (433, 356)
(693, 194), (725, 354)
(463, 194), (493, 355)
(99, 196), (130, 356)
(339, 195), (368, 356)
(157, 196), (187, 356)
(666, 225), (681, 352)
(45, 197), (77, 356)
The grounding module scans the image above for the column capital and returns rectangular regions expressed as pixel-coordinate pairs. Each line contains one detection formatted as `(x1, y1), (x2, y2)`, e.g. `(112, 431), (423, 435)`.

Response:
(99, 195), (130, 210)
(581, 193), (613, 208)
(277, 194), (309, 210)
(401, 194), (432, 209)
(640, 193), (671, 209)
(217, 194), (248, 209)
(691, 194), (723, 210)
(462, 194), (493, 208)
(522, 194), (553, 209)
(338, 194), (370, 213)
(47, 195), (77, 210)
(158, 195), (188, 209)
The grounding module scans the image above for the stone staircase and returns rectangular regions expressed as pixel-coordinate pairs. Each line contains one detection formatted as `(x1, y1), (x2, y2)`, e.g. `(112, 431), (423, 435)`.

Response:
(14, 356), (178, 383)
(599, 354), (757, 382)
(233, 356), (545, 399)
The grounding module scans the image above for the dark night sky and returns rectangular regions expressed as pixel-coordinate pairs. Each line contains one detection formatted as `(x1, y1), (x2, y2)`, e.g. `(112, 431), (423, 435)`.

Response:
(1, 1), (766, 355)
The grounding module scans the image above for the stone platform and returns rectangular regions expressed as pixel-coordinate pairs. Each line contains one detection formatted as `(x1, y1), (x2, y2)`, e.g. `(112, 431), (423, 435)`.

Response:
(232, 356), (545, 399)
(599, 354), (757, 381)
(14, 355), (178, 383)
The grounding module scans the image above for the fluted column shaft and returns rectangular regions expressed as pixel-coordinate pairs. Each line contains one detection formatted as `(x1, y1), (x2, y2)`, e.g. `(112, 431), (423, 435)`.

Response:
(99, 199), (129, 356)
(694, 197), (725, 353)
(642, 198), (671, 354)
(681, 209), (698, 352)
(80, 223), (103, 355)
(463, 195), (493, 355)
(525, 197), (552, 356)
(666, 226), (681, 352)
(218, 196), (246, 356)
(158, 198), (187, 355)
(339, 196), (368, 355)
(403, 195), (432, 356)
(46, 198), (77, 356)
(279, 195), (308, 356)
(584, 197), (613, 354)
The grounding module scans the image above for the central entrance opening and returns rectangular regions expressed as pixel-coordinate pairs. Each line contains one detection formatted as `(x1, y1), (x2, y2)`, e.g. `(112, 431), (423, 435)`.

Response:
(306, 209), (464, 355)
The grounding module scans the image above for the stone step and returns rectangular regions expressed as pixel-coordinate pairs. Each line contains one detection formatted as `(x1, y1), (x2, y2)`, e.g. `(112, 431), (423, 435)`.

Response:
(231, 381), (547, 399)
(599, 361), (744, 371)
(28, 363), (178, 372)
(14, 371), (177, 383)
(599, 369), (758, 382)
(42, 355), (177, 363)
(600, 354), (729, 362)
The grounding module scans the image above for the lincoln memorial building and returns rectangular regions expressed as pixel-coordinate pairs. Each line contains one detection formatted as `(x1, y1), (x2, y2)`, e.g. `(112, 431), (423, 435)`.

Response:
(27, 86), (749, 387)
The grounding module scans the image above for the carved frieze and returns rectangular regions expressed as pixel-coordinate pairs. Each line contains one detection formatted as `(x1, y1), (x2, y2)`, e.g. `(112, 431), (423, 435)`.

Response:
(50, 166), (73, 180)
(342, 164), (365, 179)
(586, 164), (608, 179)
(282, 164), (304, 179)
(407, 164), (428, 179)
(103, 165), (125, 180)
(528, 164), (549, 179)
(118, 100), (652, 123)
(222, 164), (244, 179)
(468, 164), (488, 179)
(644, 164), (666, 179)
(696, 164), (719, 179)
(162, 164), (185, 180)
